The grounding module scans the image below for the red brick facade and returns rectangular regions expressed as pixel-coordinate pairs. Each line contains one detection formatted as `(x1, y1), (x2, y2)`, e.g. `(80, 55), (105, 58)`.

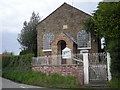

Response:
(32, 64), (84, 85)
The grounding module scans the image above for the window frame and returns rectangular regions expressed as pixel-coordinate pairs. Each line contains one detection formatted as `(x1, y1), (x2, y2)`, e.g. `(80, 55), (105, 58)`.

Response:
(77, 30), (91, 50)
(43, 33), (54, 51)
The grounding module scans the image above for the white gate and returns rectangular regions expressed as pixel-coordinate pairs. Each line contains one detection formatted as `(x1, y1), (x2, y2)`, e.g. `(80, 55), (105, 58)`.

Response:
(89, 53), (108, 84)
(81, 52), (111, 85)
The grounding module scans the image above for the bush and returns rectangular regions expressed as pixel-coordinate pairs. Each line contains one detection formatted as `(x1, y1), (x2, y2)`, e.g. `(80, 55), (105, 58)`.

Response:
(109, 79), (120, 88)
(2, 56), (11, 68)
(106, 39), (120, 79)
(2, 54), (34, 72)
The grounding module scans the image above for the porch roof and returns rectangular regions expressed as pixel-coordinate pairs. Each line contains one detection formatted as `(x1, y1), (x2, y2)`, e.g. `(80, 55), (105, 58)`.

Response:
(63, 32), (78, 44)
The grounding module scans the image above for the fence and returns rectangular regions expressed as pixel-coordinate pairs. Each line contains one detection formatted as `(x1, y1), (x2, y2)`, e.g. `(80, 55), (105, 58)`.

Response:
(32, 53), (107, 66)
(32, 54), (83, 66)
(88, 52), (107, 65)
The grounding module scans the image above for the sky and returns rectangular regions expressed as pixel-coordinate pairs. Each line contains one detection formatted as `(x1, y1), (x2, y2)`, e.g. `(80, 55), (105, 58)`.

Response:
(0, 0), (103, 55)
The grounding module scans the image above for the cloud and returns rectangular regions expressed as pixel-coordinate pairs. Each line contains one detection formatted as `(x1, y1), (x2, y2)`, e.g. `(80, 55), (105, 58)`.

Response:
(0, 0), (59, 33)
(0, 0), (100, 34)
(0, 0), (100, 54)
(2, 31), (21, 55)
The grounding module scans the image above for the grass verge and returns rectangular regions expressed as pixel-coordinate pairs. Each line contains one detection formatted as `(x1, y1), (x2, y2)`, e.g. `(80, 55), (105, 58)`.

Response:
(2, 68), (80, 88)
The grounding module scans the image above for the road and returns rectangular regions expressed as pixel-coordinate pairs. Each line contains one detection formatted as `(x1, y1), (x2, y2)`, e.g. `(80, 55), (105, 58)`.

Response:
(0, 77), (67, 90)
(1, 77), (42, 88)
(0, 77), (118, 90)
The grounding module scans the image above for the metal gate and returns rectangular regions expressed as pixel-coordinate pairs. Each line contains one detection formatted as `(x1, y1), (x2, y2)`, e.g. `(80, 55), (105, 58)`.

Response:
(89, 53), (108, 83)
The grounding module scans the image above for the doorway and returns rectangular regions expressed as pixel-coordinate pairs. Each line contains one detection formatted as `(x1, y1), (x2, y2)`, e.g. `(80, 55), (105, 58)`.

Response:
(57, 40), (66, 64)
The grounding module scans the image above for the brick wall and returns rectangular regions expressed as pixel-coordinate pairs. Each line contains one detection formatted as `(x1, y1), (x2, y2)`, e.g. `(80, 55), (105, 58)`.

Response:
(32, 64), (84, 85)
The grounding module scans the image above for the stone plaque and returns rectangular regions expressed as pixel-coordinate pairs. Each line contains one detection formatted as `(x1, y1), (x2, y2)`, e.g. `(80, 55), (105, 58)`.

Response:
(63, 25), (68, 29)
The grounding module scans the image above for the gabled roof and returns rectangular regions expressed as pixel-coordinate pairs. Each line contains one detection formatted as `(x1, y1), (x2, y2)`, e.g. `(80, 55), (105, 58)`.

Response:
(38, 2), (91, 25)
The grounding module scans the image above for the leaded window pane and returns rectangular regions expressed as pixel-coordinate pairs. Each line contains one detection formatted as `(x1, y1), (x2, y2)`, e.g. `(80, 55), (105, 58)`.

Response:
(77, 30), (91, 48)
(43, 33), (54, 50)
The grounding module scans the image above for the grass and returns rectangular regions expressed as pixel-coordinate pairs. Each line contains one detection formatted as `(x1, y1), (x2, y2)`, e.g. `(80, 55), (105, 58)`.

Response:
(3, 69), (120, 90)
(108, 79), (120, 88)
(2, 68), (80, 88)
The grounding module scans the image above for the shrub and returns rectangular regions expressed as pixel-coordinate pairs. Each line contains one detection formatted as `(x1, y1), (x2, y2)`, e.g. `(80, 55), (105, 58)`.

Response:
(2, 56), (11, 68)
(2, 54), (34, 72)
(109, 79), (120, 88)
(106, 39), (120, 79)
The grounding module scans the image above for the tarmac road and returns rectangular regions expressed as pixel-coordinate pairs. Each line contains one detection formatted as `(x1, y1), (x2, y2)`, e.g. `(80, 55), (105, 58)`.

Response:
(1, 77), (42, 88)
(1, 77), (117, 90)
(1, 77), (67, 90)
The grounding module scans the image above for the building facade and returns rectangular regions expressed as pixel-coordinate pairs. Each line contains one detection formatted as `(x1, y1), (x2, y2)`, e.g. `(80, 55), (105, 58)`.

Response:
(37, 3), (99, 64)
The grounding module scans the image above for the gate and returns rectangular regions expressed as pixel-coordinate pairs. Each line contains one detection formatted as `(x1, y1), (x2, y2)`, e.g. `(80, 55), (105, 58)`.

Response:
(89, 53), (108, 83)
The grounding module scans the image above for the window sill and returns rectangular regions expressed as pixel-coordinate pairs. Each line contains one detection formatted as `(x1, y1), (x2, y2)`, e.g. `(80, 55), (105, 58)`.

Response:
(77, 47), (91, 50)
(43, 49), (52, 52)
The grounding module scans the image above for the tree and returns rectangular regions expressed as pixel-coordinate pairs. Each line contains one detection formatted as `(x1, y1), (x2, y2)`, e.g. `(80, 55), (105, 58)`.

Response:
(85, 2), (120, 39)
(84, 2), (120, 79)
(2, 50), (14, 56)
(18, 12), (40, 56)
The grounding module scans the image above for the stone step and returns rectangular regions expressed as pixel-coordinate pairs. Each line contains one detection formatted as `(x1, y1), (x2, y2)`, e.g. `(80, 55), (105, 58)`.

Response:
(84, 81), (108, 87)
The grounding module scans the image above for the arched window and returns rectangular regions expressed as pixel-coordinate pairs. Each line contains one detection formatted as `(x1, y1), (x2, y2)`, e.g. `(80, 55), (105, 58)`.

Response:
(43, 33), (54, 51)
(77, 30), (91, 49)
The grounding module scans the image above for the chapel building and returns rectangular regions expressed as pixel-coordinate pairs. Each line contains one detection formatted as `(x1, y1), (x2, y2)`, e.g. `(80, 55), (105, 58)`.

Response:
(37, 3), (100, 64)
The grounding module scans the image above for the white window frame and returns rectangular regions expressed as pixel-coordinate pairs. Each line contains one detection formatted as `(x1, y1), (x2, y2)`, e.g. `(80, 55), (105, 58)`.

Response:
(42, 49), (52, 52)
(43, 33), (54, 52)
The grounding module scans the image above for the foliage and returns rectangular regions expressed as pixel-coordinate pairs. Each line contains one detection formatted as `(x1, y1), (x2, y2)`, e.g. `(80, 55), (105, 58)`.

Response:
(0, 57), (2, 76)
(2, 54), (34, 72)
(2, 56), (11, 68)
(108, 78), (120, 88)
(84, 2), (120, 79)
(2, 50), (14, 56)
(106, 39), (120, 79)
(2, 69), (80, 88)
(2, 54), (81, 88)
(85, 2), (120, 39)
(94, 2), (120, 39)
(84, 18), (98, 37)
(18, 12), (40, 56)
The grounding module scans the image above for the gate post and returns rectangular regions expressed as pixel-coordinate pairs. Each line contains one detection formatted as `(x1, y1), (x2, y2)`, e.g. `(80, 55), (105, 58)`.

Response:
(83, 52), (89, 84)
(107, 52), (112, 81)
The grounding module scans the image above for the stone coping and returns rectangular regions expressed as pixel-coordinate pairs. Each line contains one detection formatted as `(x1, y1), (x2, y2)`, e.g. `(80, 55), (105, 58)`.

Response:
(32, 64), (83, 67)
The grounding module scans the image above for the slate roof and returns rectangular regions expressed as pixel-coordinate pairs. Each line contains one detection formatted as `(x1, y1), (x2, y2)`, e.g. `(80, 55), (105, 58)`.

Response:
(63, 32), (78, 44)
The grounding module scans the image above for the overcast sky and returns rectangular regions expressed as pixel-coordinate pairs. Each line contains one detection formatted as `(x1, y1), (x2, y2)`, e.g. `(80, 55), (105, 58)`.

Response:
(0, 0), (102, 55)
